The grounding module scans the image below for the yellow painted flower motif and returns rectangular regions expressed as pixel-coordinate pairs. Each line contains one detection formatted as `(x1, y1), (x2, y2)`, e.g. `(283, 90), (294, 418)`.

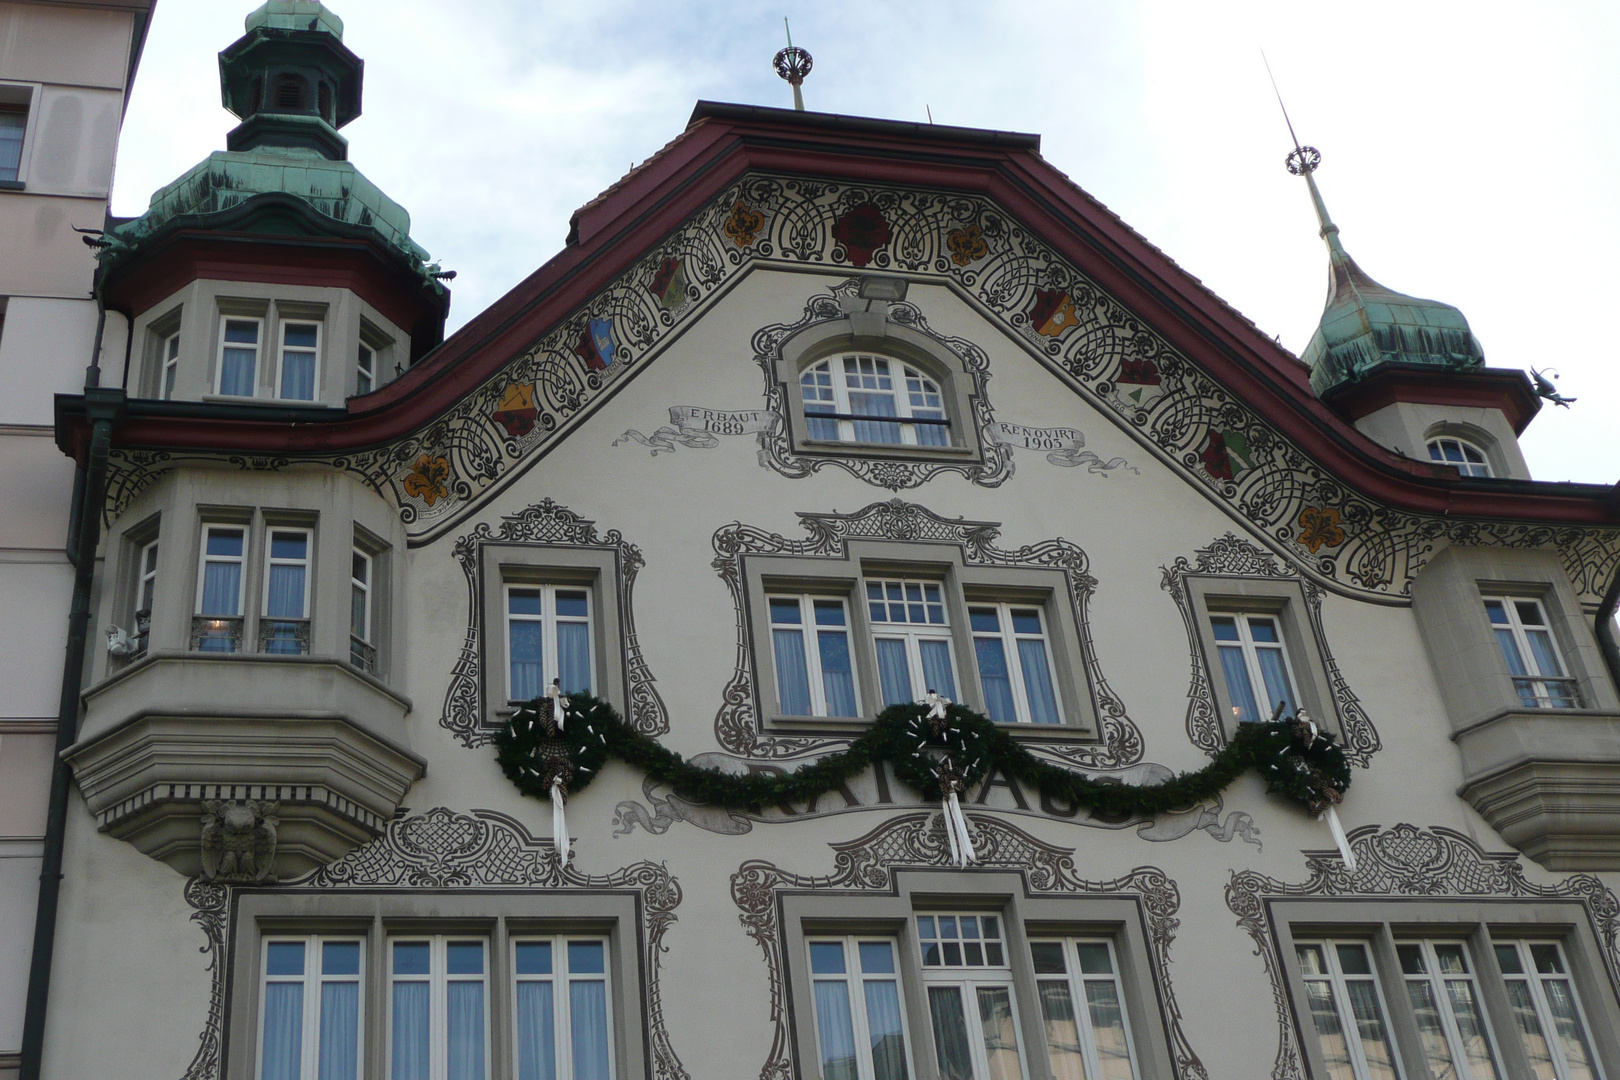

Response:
(946, 224), (988, 266)
(722, 200), (764, 248)
(1296, 506), (1347, 553)
(404, 454), (451, 507)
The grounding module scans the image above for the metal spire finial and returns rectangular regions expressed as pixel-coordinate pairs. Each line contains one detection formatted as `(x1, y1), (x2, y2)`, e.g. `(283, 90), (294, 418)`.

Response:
(1263, 52), (1342, 256)
(774, 18), (812, 112)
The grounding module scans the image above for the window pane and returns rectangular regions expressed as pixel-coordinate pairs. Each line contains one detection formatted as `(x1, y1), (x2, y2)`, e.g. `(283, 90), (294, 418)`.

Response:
(919, 639), (956, 701)
(1484, 600), (1509, 625)
(267, 941), (306, 976)
(875, 638), (913, 707)
(220, 347), (257, 396)
(281, 350), (316, 400)
(1504, 979), (1558, 1080)
(446, 980), (486, 1080)
(864, 978), (910, 1080)
(207, 529), (244, 558)
(850, 390), (902, 443)
(927, 986), (975, 1080)
(1082, 981), (1133, 1080)
(509, 589), (543, 616)
(773, 627), (812, 715)
(1301, 980), (1358, 1080)
(318, 981), (359, 1080)
(323, 941), (360, 976)
(1211, 616), (1240, 641)
(1495, 628), (1530, 676)
(1405, 980), (1458, 1080)
(810, 942), (847, 974)
(510, 621), (544, 701)
(266, 563), (306, 618)
(201, 560), (244, 616)
(1255, 648), (1297, 717)
(1343, 980), (1398, 1080)
(1515, 601), (1546, 628)
(515, 981), (556, 1080)
(1525, 630), (1563, 679)
(567, 941), (605, 975)
(0, 108), (23, 179)
(394, 941), (431, 975)
(569, 979), (611, 1080)
(1038, 981), (1088, 1080)
(556, 621), (591, 695)
(1218, 644), (1261, 724)
(976, 986), (1023, 1080)
(1249, 617), (1280, 643)
(516, 942), (553, 975)
(225, 320), (259, 344)
(975, 637), (1017, 723)
(261, 982), (305, 1080)
(447, 941), (484, 975)
(770, 597), (802, 624)
(265, 528), (305, 558)
(1542, 978), (1599, 1080)
(970, 608), (1000, 633)
(1017, 639), (1061, 724)
(818, 629), (859, 718)
(1074, 944), (1112, 975)
(813, 980), (860, 1080)
(284, 324), (319, 348)
(351, 583), (368, 640)
(555, 590), (588, 618)
(1444, 980), (1502, 1080)
(391, 981), (430, 1080)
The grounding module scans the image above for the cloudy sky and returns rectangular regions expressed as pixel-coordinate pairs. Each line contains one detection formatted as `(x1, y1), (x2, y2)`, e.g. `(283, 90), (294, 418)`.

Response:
(112, 1), (1620, 485)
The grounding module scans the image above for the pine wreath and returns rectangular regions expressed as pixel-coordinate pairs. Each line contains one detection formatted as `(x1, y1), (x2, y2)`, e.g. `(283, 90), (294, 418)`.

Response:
(494, 693), (1350, 820)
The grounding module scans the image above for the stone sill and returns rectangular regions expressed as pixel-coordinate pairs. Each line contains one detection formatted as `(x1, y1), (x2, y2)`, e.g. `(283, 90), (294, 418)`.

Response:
(90, 648), (409, 711)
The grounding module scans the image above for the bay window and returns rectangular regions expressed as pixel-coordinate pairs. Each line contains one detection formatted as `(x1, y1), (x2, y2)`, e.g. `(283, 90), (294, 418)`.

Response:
(1484, 597), (1581, 709)
(217, 317), (262, 397)
(278, 321), (322, 401)
(194, 524), (247, 652)
(262, 528), (312, 655)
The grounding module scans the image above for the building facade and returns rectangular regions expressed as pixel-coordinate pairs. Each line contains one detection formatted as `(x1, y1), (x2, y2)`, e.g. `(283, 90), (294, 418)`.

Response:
(0, 3), (152, 1077)
(37, 4), (1620, 1079)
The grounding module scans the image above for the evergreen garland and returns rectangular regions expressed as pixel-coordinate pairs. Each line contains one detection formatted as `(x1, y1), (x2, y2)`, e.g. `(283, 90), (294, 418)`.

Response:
(495, 694), (1351, 820)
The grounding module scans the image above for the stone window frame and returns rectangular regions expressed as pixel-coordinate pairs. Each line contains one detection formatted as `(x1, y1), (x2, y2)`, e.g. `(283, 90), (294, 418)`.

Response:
(479, 543), (627, 724)
(1271, 897), (1620, 1080)
(741, 538), (1099, 741)
(142, 303), (184, 400)
(206, 298), (331, 402)
(1183, 574), (1337, 743)
(225, 890), (650, 1080)
(351, 522), (392, 679)
(0, 80), (41, 189)
(778, 868), (1178, 1080)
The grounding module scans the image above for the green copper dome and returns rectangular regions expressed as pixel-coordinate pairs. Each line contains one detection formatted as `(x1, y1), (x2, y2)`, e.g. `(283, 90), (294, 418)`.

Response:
(244, 0), (345, 37)
(1296, 168), (1484, 398)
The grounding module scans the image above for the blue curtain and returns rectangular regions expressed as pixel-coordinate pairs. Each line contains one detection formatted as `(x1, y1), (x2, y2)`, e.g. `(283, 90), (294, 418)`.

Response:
(267, 564), (306, 618)
(391, 982), (429, 1080)
(1017, 640), (1061, 725)
(446, 982), (485, 1080)
(220, 347), (256, 396)
(875, 639), (913, 706)
(281, 351), (316, 400)
(1255, 649), (1297, 717)
(510, 621), (544, 701)
(773, 629), (812, 715)
(1493, 628), (1528, 675)
(863, 980), (910, 1080)
(1218, 645), (1261, 724)
(813, 981), (859, 1080)
(919, 640), (956, 700)
(818, 630), (858, 717)
(850, 392), (901, 444)
(570, 981), (611, 1080)
(557, 622), (591, 694)
(317, 982), (359, 1080)
(974, 639), (1016, 723)
(201, 562), (241, 616)
(515, 982), (556, 1080)
(261, 982), (304, 1080)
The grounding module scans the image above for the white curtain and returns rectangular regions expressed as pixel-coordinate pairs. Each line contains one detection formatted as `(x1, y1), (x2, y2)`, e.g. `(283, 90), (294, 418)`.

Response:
(220, 347), (256, 396)
(1255, 649), (1297, 716)
(974, 638), (1017, 723)
(201, 561), (241, 616)
(446, 982), (486, 1080)
(391, 982), (430, 1080)
(927, 986), (975, 1080)
(817, 629), (858, 717)
(515, 981), (556, 1080)
(1017, 639), (1061, 725)
(556, 622), (591, 695)
(266, 564), (306, 618)
(281, 351), (316, 400)
(919, 640), (956, 700)
(813, 980), (858, 1080)
(569, 980), (611, 1080)
(772, 628), (812, 715)
(850, 391), (902, 444)
(509, 621), (545, 701)
(318, 982), (359, 1080)
(260, 982), (303, 1080)
(875, 639), (912, 707)
(862, 980), (909, 1080)
(1217, 644), (1261, 724)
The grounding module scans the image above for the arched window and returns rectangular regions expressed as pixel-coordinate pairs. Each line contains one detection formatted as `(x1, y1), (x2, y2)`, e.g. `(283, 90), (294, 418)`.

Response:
(1426, 437), (1492, 478)
(799, 354), (950, 446)
(273, 75), (307, 112)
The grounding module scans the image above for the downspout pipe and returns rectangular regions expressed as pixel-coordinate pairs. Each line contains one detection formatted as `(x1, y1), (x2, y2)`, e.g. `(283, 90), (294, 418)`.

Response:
(18, 300), (125, 1080)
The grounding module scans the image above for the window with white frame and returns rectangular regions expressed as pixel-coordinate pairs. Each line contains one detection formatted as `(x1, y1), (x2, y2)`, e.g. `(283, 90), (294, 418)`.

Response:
(1396, 940), (1503, 1080)
(350, 547), (374, 673)
(769, 594), (859, 717)
(195, 525), (247, 652)
(259, 937), (364, 1080)
(1294, 940), (1402, 1080)
(161, 331), (181, 399)
(357, 343), (376, 395)
(806, 937), (911, 1080)
(262, 528), (312, 655)
(134, 538), (159, 652)
(1428, 437), (1492, 478)
(506, 584), (593, 702)
(0, 100), (27, 184)
(916, 913), (1025, 1080)
(1029, 937), (1138, 1080)
(867, 579), (957, 707)
(969, 603), (1060, 725)
(1484, 597), (1581, 709)
(278, 321), (321, 401)
(217, 318), (263, 397)
(1493, 940), (1602, 1080)
(512, 937), (614, 1080)
(801, 355), (951, 446)
(390, 937), (489, 1080)
(1210, 612), (1299, 725)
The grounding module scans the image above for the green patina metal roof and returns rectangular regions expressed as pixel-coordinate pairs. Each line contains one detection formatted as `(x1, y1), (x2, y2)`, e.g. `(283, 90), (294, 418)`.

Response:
(245, 0), (344, 38)
(1297, 169), (1484, 397)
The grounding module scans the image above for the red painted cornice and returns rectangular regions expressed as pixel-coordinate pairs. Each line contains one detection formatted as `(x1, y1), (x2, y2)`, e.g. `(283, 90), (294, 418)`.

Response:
(1322, 365), (1542, 435)
(62, 103), (1619, 527)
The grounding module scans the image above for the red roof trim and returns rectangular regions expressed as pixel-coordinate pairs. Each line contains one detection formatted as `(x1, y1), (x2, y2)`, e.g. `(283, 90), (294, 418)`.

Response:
(1323, 365), (1542, 435)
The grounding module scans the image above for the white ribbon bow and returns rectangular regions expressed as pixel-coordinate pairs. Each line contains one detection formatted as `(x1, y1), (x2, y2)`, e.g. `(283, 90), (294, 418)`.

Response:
(550, 781), (570, 868)
(942, 791), (976, 867)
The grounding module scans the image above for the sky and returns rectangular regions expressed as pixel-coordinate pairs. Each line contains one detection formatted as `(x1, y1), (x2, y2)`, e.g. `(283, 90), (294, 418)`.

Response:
(111, 1), (1620, 485)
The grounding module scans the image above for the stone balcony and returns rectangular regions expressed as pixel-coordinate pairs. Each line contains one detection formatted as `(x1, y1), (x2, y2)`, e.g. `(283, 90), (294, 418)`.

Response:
(66, 650), (424, 880)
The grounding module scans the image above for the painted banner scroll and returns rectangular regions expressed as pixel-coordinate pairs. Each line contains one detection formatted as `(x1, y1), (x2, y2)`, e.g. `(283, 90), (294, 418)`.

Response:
(614, 406), (780, 455)
(988, 422), (1137, 474)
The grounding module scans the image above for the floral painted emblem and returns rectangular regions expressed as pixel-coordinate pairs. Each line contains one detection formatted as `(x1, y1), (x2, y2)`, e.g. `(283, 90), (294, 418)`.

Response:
(491, 382), (537, 437)
(831, 202), (892, 267)
(1201, 429), (1256, 481)
(1028, 288), (1080, 337)
(722, 200), (764, 247)
(403, 455), (451, 507)
(946, 224), (988, 266)
(648, 257), (687, 310)
(1296, 506), (1347, 553)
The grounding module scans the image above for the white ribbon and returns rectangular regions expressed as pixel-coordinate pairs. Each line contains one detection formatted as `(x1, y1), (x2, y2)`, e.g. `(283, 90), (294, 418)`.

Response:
(1321, 805), (1356, 872)
(943, 791), (976, 867)
(545, 682), (569, 730)
(550, 781), (570, 868)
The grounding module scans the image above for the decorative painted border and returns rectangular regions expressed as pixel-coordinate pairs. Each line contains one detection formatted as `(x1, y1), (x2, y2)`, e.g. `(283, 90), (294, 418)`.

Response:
(731, 811), (1207, 1080)
(177, 807), (688, 1080)
(1225, 822), (1620, 1080)
(1161, 533), (1379, 765)
(99, 174), (1620, 605)
(439, 499), (669, 747)
(749, 278), (1013, 490)
(710, 498), (1143, 765)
